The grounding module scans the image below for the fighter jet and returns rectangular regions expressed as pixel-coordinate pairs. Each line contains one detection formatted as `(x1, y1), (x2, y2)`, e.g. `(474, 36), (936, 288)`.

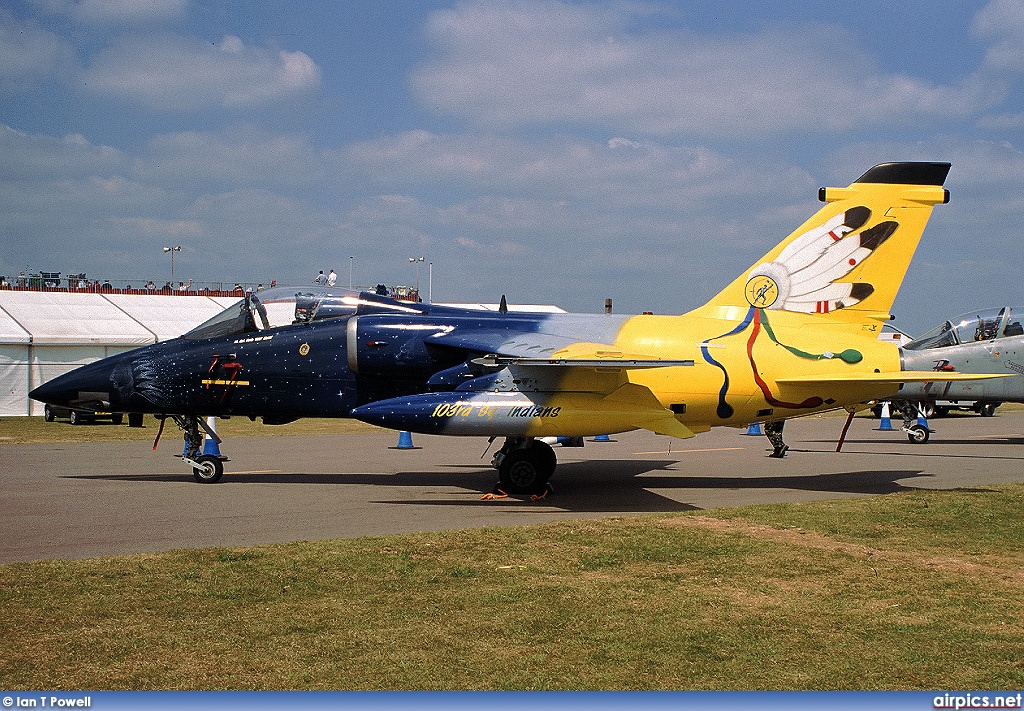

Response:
(31, 162), (994, 491)
(886, 307), (1024, 439)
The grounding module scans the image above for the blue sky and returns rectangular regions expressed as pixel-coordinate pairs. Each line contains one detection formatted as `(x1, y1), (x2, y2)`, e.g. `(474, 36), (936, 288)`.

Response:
(2, 0), (1023, 334)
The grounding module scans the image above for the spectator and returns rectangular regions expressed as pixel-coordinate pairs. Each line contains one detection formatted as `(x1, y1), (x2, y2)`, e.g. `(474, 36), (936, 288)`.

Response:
(146, 281), (155, 290)
(327, 269), (337, 286)
(177, 281), (187, 292)
(270, 279), (276, 288)
(313, 270), (326, 284)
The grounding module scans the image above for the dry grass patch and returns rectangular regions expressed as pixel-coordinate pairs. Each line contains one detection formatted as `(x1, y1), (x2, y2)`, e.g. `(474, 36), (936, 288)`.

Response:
(0, 415), (382, 445)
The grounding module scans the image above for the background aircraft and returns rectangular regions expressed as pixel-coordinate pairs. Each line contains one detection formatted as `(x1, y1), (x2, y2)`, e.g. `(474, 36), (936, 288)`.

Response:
(885, 307), (1024, 438)
(32, 162), (991, 493)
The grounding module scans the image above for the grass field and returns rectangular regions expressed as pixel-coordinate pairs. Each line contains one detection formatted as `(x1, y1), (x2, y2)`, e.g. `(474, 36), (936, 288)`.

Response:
(0, 414), (382, 445)
(2, 483), (1023, 690)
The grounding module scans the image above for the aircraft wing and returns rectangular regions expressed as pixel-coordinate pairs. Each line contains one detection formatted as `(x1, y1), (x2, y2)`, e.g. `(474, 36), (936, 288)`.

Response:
(775, 371), (1011, 384)
(427, 329), (585, 359)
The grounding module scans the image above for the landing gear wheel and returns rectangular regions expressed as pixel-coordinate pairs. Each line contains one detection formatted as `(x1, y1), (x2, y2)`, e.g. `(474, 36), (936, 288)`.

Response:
(44, 405), (55, 422)
(979, 402), (997, 417)
(528, 440), (557, 481)
(498, 450), (543, 494)
(111, 413), (124, 425)
(70, 410), (84, 425)
(192, 455), (224, 483)
(907, 424), (930, 444)
(498, 441), (556, 495)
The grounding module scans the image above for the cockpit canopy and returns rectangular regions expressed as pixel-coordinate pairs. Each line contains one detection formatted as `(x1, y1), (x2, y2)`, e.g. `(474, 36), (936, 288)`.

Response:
(904, 307), (1024, 350)
(182, 286), (427, 341)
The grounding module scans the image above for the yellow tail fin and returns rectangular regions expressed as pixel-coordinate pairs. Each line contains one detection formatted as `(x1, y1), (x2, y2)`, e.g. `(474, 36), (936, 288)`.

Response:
(698, 162), (950, 326)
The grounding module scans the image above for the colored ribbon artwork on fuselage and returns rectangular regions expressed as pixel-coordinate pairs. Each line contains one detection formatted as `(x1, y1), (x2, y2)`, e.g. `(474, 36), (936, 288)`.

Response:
(700, 305), (863, 419)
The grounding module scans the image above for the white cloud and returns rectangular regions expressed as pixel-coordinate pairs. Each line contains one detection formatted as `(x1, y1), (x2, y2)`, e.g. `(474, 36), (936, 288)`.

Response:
(31, 0), (187, 26)
(0, 124), (125, 178)
(0, 9), (76, 84)
(412, 0), (993, 138)
(82, 33), (321, 110)
(343, 129), (803, 217)
(137, 125), (326, 188)
(974, 0), (1024, 72)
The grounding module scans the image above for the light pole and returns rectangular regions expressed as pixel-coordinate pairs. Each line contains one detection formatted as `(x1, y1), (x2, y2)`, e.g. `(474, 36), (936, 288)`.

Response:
(349, 256), (354, 289)
(409, 256), (424, 298)
(162, 246), (181, 284)
(428, 262), (433, 303)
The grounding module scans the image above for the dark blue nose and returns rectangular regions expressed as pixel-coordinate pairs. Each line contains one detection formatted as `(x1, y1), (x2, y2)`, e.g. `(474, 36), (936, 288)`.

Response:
(30, 354), (130, 411)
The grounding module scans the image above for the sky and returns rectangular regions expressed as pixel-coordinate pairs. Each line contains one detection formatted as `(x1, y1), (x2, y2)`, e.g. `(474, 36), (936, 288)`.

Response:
(2, 0), (1024, 335)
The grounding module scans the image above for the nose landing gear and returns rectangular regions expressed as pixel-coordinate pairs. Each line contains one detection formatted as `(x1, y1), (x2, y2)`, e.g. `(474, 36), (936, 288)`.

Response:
(153, 414), (228, 483)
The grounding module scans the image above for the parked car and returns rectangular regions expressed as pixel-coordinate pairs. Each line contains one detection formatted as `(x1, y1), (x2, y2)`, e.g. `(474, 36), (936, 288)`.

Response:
(43, 403), (123, 425)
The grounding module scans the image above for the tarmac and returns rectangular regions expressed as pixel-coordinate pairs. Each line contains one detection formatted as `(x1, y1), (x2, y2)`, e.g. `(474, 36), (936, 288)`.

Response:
(3, 410), (1024, 563)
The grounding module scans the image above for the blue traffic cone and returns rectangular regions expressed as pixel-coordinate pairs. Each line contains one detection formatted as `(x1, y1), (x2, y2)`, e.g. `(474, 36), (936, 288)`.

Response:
(592, 434), (612, 442)
(877, 401), (894, 431)
(202, 416), (222, 456)
(743, 422), (763, 436)
(395, 430), (415, 449)
(916, 409), (929, 430)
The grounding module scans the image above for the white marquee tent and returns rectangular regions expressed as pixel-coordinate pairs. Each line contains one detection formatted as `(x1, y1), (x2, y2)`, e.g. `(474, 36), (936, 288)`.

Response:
(0, 291), (239, 416)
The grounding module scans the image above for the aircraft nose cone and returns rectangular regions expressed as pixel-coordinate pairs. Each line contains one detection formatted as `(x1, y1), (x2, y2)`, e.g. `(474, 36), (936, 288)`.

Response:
(28, 378), (68, 406)
(29, 357), (124, 409)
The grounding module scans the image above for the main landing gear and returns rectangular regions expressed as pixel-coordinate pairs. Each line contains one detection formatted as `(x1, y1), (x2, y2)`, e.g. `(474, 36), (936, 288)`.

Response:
(764, 420), (789, 458)
(490, 437), (556, 495)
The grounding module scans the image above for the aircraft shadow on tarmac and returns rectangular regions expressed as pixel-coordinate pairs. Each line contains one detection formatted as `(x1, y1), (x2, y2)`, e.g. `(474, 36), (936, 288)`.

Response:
(65, 460), (943, 514)
(801, 438), (1024, 458)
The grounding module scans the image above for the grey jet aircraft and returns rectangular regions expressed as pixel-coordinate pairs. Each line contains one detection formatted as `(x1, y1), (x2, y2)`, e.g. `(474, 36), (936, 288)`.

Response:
(891, 307), (1024, 441)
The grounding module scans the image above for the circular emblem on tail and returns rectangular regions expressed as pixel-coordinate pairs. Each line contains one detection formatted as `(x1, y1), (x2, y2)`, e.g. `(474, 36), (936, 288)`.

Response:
(745, 274), (779, 308)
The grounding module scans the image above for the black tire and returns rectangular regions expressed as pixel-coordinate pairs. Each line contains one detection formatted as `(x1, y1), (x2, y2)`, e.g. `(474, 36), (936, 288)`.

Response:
(907, 424), (930, 444)
(43, 405), (55, 422)
(527, 440), (557, 481)
(934, 406), (950, 417)
(917, 402), (935, 419)
(70, 410), (83, 425)
(978, 402), (998, 417)
(192, 455), (225, 483)
(111, 413), (124, 425)
(498, 449), (547, 495)
(127, 412), (144, 428)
